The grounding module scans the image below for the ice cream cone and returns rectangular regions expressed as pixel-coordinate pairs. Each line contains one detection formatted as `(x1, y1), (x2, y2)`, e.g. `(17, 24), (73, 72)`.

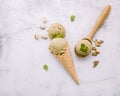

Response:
(53, 43), (79, 85)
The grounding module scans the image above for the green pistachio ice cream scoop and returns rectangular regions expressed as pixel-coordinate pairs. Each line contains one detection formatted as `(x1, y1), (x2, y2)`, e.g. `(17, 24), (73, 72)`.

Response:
(75, 5), (111, 57)
(49, 38), (67, 55)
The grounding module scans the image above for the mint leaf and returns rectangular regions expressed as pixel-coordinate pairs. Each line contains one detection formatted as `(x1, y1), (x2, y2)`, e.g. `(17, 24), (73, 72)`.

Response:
(52, 34), (57, 38)
(56, 34), (64, 38)
(70, 15), (75, 22)
(80, 43), (88, 52)
(83, 47), (87, 52)
(52, 34), (64, 39)
(43, 64), (48, 71)
(81, 43), (85, 47)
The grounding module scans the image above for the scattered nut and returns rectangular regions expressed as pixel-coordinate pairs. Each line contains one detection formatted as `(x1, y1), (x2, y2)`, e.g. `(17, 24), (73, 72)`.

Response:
(92, 47), (97, 50)
(92, 52), (97, 56)
(93, 60), (99, 68)
(91, 48), (100, 56)
(34, 34), (39, 40)
(41, 17), (47, 23)
(41, 34), (48, 39)
(94, 39), (101, 47)
(96, 49), (100, 54)
(94, 39), (104, 47)
(40, 25), (45, 30)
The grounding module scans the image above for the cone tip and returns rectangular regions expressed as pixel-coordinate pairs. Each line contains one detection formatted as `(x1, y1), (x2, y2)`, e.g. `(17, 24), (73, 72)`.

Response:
(74, 79), (79, 85)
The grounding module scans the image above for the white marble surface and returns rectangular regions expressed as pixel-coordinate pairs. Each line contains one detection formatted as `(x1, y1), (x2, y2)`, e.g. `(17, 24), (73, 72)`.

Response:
(0, 0), (120, 96)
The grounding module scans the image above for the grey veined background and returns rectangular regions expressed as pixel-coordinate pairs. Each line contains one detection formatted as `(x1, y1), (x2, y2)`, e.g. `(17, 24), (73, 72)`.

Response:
(0, 0), (120, 96)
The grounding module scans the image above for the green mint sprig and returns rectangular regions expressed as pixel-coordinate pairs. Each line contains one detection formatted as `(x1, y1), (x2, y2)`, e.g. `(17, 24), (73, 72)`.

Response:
(70, 15), (75, 22)
(43, 64), (48, 71)
(52, 34), (64, 39)
(80, 43), (88, 52)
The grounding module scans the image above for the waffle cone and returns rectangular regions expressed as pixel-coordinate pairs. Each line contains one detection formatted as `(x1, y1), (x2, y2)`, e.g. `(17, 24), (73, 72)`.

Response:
(53, 43), (79, 85)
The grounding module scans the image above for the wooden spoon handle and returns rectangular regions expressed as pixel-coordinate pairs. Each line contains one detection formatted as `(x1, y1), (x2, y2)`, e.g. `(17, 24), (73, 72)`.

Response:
(86, 5), (111, 41)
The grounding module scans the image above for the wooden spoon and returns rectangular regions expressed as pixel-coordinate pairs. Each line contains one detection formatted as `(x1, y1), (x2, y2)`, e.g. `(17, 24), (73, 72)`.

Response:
(75, 5), (111, 57)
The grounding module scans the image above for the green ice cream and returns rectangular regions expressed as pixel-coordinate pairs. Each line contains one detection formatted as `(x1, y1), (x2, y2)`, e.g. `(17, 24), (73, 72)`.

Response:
(48, 23), (65, 39)
(49, 38), (67, 55)
(75, 39), (92, 57)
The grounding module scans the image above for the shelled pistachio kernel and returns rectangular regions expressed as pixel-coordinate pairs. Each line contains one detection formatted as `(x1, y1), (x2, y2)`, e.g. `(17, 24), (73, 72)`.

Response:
(41, 34), (48, 39)
(94, 39), (101, 47)
(93, 60), (99, 68)
(92, 52), (97, 56)
(41, 17), (47, 23)
(34, 34), (39, 40)
(40, 25), (45, 30)
(96, 49), (100, 54)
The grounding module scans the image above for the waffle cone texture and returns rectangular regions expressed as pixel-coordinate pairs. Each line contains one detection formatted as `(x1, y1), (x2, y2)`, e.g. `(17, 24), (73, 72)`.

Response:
(53, 43), (79, 85)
